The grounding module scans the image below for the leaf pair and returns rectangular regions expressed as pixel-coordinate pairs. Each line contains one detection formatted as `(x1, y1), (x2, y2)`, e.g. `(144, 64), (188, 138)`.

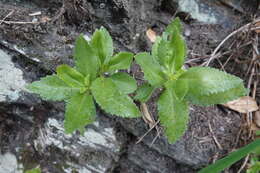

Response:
(74, 29), (134, 78)
(135, 18), (246, 143)
(27, 27), (141, 134)
(152, 17), (186, 74)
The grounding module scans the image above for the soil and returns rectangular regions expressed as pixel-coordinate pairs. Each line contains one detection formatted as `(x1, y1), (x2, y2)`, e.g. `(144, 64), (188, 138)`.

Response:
(0, 0), (259, 173)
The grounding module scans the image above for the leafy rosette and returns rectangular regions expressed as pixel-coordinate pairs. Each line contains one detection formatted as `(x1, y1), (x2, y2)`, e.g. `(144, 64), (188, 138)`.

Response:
(27, 27), (141, 134)
(135, 18), (246, 143)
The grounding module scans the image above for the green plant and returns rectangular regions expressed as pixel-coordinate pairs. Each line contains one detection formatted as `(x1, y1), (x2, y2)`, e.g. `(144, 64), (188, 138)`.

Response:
(25, 168), (41, 173)
(198, 139), (260, 173)
(135, 18), (247, 143)
(27, 18), (246, 144)
(27, 27), (141, 134)
(247, 133), (260, 173)
(247, 155), (260, 173)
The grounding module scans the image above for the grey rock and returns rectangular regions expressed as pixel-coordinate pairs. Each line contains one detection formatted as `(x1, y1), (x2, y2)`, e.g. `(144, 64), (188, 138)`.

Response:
(117, 118), (209, 168)
(35, 117), (122, 173)
(168, 0), (241, 28)
(127, 143), (196, 173)
(118, 105), (241, 168)
(0, 45), (124, 172)
(0, 152), (23, 173)
(0, 49), (26, 102)
(178, 0), (218, 24)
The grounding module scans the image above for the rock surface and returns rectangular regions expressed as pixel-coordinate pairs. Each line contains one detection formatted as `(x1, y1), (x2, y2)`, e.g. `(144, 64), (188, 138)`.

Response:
(0, 50), (26, 102)
(0, 152), (23, 173)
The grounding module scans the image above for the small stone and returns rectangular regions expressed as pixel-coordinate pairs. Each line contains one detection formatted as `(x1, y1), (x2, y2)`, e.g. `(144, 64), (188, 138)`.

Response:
(32, 18), (38, 23)
(100, 3), (106, 9)
(184, 28), (191, 37)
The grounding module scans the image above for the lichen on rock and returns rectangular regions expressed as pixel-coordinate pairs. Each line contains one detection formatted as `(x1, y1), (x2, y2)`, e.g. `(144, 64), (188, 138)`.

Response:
(0, 49), (26, 102)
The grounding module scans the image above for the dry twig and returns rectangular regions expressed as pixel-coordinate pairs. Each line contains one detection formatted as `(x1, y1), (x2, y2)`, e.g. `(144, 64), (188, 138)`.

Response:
(0, 20), (40, 24)
(150, 127), (162, 146)
(208, 120), (223, 150)
(0, 10), (14, 25)
(237, 154), (250, 173)
(205, 18), (260, 66)
(136, 120), (160, 144)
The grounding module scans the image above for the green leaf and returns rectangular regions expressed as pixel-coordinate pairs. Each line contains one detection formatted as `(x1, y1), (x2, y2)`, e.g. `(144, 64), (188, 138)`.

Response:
(247, 157), (260, 173)
(247, 163), (260, 173)
(151, 18), (186, 72)
(74, 35), (99, 80)
(108, 52), (134, 72)
(256, 130), (260, 136)
(165, 17), (183, 34)
(152, 36), (170, 68)
(90, 27), (113, 64)
(56, 64), (85, 87)
(171, 79), (189, 100)
(25, 168), (41, 173)
(26, 75), (80, 101)
(135, 52), (166, 86)
(180, 67), (245, 96)
(91, 77), (141, 118)
(152, 18), (186, 72)
(252, 137), (260, 155)
(157, 39), (171, 68)
(158, 87), (189, 143)
(110, 72), (137, 94)
(168, 25), (187, 71)
(199, 139), (260, 173)
(151, 36), (162, 62)
(186, 83), (247, 106)
(134, 83), (155, 103)
(64, 92), (96, 134)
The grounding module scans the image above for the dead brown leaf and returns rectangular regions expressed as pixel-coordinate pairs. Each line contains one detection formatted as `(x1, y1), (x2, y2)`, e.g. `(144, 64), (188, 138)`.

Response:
(140, 103), (155, 128)
(223, 96), (259, 113)
(40, 16), (51, 23)
(254, 111), (260, 127)
(146, 28), (157, 43)
(250, 123), (260, 131)
(254, 21), (260, 33)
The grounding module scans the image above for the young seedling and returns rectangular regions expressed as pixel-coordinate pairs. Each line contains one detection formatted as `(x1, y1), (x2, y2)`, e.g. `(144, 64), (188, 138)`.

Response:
(25, 168), (41, 173)
(27, 27), (141, 134)
(246, 154), (260, 173)
(135, 18), (247, 143)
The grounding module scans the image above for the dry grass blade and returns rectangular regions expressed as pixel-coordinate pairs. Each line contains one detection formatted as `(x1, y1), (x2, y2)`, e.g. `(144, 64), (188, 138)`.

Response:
(208, 121), (223, 150)
(136, 120), (160, 144)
